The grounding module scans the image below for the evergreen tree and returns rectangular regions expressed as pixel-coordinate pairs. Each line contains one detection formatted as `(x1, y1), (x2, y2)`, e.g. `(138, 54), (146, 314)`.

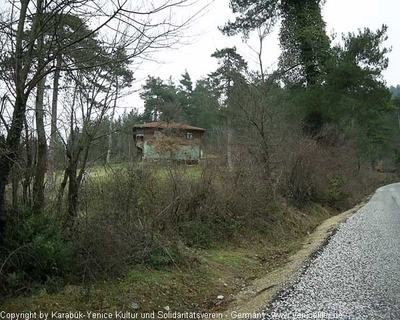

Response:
(209, 47), (248, 167)
(279, 0), (331, 86)
(140, 76), (181, 122)
(209, 47), (248, 104)
(177, 71), (195, 124)
(326, 26), (392, 158)
(189, 78), (222, 130)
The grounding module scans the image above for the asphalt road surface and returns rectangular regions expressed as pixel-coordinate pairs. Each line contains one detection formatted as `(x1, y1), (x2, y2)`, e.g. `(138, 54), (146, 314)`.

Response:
(263, 183), (400, 319)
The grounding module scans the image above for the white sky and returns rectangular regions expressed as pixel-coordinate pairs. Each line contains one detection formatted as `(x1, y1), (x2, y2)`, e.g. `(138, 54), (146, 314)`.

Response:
(121, 0), (400, 112)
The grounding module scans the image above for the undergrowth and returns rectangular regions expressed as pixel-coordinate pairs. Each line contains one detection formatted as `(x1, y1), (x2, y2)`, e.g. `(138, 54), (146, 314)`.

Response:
(0, 143), (392, 302)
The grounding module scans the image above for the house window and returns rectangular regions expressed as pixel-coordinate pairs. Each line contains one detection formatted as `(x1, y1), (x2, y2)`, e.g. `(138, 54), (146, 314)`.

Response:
(186, 132), (193, 139)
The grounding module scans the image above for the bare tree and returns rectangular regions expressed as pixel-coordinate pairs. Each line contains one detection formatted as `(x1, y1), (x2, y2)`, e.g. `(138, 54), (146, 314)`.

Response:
(0, 0), (199, 231)
(245, 24), (275, 82)
(57, 63), (120, 236)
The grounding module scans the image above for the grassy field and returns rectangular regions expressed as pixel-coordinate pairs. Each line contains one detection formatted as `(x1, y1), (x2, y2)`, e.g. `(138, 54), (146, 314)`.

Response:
(83, 162), (202, 181)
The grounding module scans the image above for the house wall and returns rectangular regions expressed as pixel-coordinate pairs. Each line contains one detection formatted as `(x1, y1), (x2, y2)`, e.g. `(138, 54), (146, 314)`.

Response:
(134, 127), (203, 162)
(143, 143), (201, 161)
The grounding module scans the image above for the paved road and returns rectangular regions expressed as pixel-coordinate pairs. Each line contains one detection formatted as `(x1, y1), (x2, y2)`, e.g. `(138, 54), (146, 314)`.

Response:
(263, 183), (400, 319)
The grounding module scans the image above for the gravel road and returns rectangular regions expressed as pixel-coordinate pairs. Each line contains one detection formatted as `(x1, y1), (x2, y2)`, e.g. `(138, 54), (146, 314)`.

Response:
(263, 183), (400, 319)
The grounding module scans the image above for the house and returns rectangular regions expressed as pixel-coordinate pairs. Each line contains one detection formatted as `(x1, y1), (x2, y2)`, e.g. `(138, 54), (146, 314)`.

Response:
(133, 121), (205, 163)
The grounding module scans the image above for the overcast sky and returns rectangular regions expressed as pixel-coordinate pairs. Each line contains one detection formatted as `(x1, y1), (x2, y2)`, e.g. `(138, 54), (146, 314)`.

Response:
(122, 0), (400, 112)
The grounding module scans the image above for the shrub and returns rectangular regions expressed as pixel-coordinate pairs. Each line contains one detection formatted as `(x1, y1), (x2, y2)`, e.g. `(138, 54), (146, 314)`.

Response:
(75, 165), (186, 275)
(277, 133), (369, 209)
(1, 207), (73, 292)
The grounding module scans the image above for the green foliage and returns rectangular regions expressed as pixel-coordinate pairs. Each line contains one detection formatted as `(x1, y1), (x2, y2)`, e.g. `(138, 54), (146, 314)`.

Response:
(178, 72), (221, 130)
(106, 45), (135, 85)
(137, 246), (184, 267)
(221, 0), (330, 86)
(37, 13), (106, 71)
(1, 207), (73, 290)
(140, 76), (181, 122)
(139, 72), (222, 131)
(279, 0), (331, 86)
(220, 0), (279, 38)
(323, 175), (345, 207)
(179, 70), (193, 93)
(222, 0), (393, 162)
(324, 26), (392, 157)
(188, 79), (222, 131)
(180, 215), (244, 249)
(209, 47), (248, 106)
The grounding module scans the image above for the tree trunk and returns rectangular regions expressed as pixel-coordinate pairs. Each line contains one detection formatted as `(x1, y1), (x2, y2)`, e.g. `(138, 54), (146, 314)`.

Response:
(56, 170), (68, 211)
(22, 117), (33, 206)
(0, 172), (8, 230)
(0, 0), (41, 231)
(106, 78), (118, 163)
(0, 94), (28, 226)
(65, 159), (78, 234)
(11, 167), (19, 208)
(62, 88), (80, 237)
(227, 126), (234, 169)
(226, 78), (234, 169)
(397, 111), (400, 129)
(33, 75), (47, 214)
(48, 56), (62, 186)
(257, 27), (265, 82)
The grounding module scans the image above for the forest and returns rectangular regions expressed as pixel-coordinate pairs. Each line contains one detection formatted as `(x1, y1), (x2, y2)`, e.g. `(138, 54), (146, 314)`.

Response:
(1, 0), (400, 312)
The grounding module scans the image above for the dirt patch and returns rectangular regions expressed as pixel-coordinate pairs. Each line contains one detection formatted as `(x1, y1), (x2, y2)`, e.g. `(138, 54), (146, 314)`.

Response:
(221, 202), (365, 318)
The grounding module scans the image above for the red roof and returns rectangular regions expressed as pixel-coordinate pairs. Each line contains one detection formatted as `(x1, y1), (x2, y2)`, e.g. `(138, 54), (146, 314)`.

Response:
(133, 121), (205, 132)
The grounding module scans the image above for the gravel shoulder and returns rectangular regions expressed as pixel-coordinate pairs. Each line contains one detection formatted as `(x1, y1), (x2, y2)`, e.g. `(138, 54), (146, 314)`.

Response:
(222, 202), (366, 318)
(262, 183), (400, 319)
